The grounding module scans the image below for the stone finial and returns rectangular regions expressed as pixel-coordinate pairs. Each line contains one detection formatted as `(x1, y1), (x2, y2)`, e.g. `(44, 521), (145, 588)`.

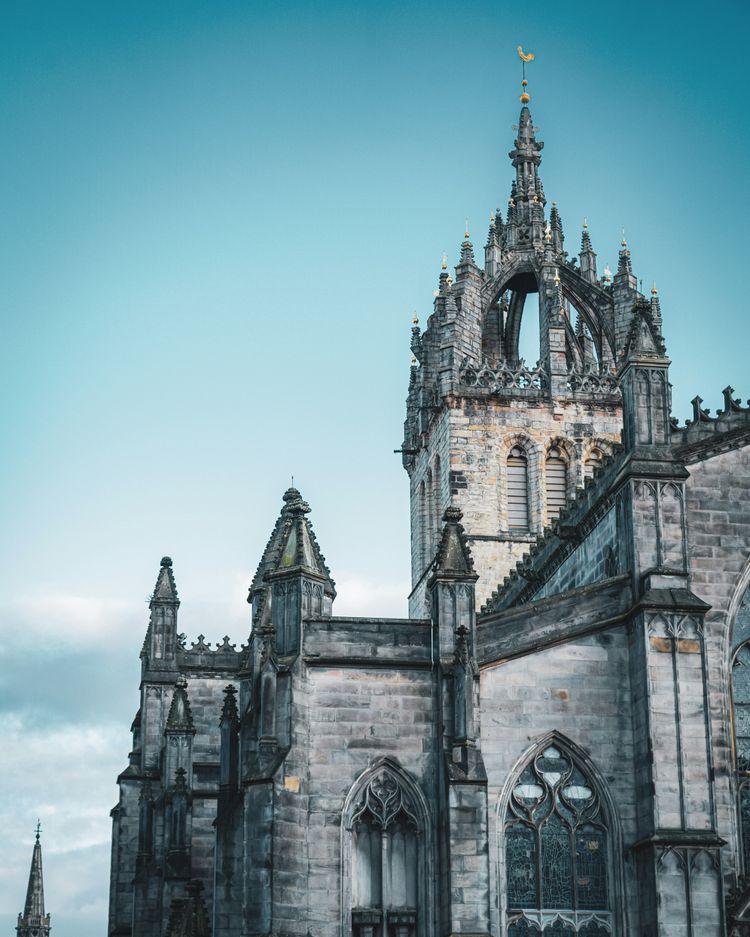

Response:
(152, 555), (179, 604)
(431, 506), (478, 579)
(220, 685), (239, 726)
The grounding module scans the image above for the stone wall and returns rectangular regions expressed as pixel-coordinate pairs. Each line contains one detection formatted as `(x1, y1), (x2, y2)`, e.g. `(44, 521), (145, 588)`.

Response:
(479, 628), (637, 937)
(408, 395), (621, 616)
(685, 444), (750, 889)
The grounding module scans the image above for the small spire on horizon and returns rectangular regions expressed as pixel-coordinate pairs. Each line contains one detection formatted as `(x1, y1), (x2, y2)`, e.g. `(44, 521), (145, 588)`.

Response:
(35, 819), (42, 842)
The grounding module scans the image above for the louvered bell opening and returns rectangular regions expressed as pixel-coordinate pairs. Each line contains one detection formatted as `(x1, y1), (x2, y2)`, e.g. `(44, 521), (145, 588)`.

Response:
(545, 447), (567, 524)
(507, 446), (529, 530)
(584, 447), (603, 480)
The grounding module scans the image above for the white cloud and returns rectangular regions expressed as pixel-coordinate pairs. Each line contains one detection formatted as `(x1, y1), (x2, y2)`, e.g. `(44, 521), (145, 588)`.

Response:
(0, 714), (125, 937)
(332, 570), (411, 619)
(1, 593), (138, 649)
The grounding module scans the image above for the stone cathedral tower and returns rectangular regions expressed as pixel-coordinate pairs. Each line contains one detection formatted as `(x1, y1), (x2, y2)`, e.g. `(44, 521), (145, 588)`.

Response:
(403, 103), (626, 615)
(109, 68), (750, 937)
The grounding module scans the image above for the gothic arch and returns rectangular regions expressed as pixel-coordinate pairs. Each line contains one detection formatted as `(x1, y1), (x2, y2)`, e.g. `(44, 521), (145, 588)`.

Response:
(544, 437), (577, 505)
(340, 758), (434, 937)
(725, 566), (750, 883)
(496, 732), (625, 937)
(502, 434), (539, 533)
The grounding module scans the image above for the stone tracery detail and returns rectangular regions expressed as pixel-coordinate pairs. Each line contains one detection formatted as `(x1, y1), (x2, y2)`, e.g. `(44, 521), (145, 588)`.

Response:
(505, 744), (612, 936)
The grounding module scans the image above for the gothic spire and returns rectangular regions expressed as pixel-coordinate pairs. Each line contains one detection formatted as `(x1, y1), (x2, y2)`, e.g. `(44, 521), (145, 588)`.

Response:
(152, 556), (179, 606)
(17, 823), (51, 937)
(248, 487), (336, 605)
(509, 105), (544, 199)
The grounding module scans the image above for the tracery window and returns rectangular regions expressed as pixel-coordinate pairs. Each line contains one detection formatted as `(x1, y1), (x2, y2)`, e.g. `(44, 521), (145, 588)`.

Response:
(348, 768), (421, 937)
(731, 585), (750, 872)
(505, 745), (612, 936)
(545, 448), (568, 524)
(508, 446), (530, 531)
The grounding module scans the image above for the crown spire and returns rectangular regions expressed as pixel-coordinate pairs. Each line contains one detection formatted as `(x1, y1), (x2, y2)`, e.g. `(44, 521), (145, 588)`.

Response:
(17, 825), (50, 937)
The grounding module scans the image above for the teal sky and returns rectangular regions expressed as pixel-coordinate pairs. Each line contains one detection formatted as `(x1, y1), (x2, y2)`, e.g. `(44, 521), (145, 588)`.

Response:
(1, 2), (748, 934)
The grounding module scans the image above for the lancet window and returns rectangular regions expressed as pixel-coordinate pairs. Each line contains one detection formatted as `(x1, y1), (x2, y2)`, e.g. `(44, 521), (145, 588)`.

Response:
(583, 448), (604, 481)
(731, 585), (750, 873)
(545, 448), (568, 524)
(507, 446), (530, 531)
(504, 745), (612, 936)
(346, 766), (424, 937)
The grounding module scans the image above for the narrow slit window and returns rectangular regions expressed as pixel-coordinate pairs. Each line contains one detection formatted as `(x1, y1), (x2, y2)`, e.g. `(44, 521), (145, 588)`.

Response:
(508, 446), (530, 531)
(545, 447), (567, 524)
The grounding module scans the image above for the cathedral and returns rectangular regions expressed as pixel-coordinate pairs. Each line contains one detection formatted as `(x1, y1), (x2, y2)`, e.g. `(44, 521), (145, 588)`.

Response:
(107, 73), (750, 937)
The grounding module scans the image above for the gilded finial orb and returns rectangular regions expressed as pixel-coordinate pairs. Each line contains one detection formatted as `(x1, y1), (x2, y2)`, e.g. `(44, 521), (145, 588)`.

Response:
(441, 253), (448, 270)
(553, 268), (561, 285)
(411, 355), (417, 365)
(464, 220), (470, 239)
(412, 311), (419, 326)
(583, 218), (588, 230)
(446, 274), (453, 287)
(520, 91), (531, 104)
(651, 283), (658, 297)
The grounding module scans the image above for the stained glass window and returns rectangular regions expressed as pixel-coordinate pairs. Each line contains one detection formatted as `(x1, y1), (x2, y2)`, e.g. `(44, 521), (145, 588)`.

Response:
(732, 586), (750, 875)
(504, 745), (611, 935)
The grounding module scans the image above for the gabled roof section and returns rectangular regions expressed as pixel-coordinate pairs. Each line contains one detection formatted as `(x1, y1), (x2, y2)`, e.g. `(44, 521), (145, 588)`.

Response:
(248, 488), (336, 602)
(623, 300), (667, 359)
(430, 507), (478, 581)
(152, 556), (179, 605)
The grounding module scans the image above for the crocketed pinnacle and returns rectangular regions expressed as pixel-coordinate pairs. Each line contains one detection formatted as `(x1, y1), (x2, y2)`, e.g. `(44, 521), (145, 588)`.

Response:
(248, 488), (336, 603)
(459, 224), (475, 264)
(431, 506), (478, 580)
(166, 676), (195, 733)
(617, 235), (632, 274)
(581, 221), (592, 253)
(152, 556), (179, 605)
(220, 684), (239, 726)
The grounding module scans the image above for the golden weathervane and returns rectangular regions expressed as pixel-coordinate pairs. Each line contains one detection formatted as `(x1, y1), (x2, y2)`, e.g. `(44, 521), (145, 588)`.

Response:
(517, 46), (535, 103)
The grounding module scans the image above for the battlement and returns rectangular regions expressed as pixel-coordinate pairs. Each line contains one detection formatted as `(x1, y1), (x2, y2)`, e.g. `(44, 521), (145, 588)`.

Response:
(672, 386), (750, 462)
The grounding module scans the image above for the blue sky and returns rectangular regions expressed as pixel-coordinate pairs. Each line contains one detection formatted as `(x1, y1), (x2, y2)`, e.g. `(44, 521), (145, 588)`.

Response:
(1, 1), (748, 934)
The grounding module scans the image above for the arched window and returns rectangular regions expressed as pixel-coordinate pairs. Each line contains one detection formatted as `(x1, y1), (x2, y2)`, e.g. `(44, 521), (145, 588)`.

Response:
(434, 456), (442, 537)
(731, 585), (750, 873)
(344, 762), (428, 937)
(426, 468), (434, 560)
(583, 448), (604, 481)
(508, 446), (530, 531)
(545, 447), (568, 524)
(418, 481), (427, 570)
(505, 745), (612, 936)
